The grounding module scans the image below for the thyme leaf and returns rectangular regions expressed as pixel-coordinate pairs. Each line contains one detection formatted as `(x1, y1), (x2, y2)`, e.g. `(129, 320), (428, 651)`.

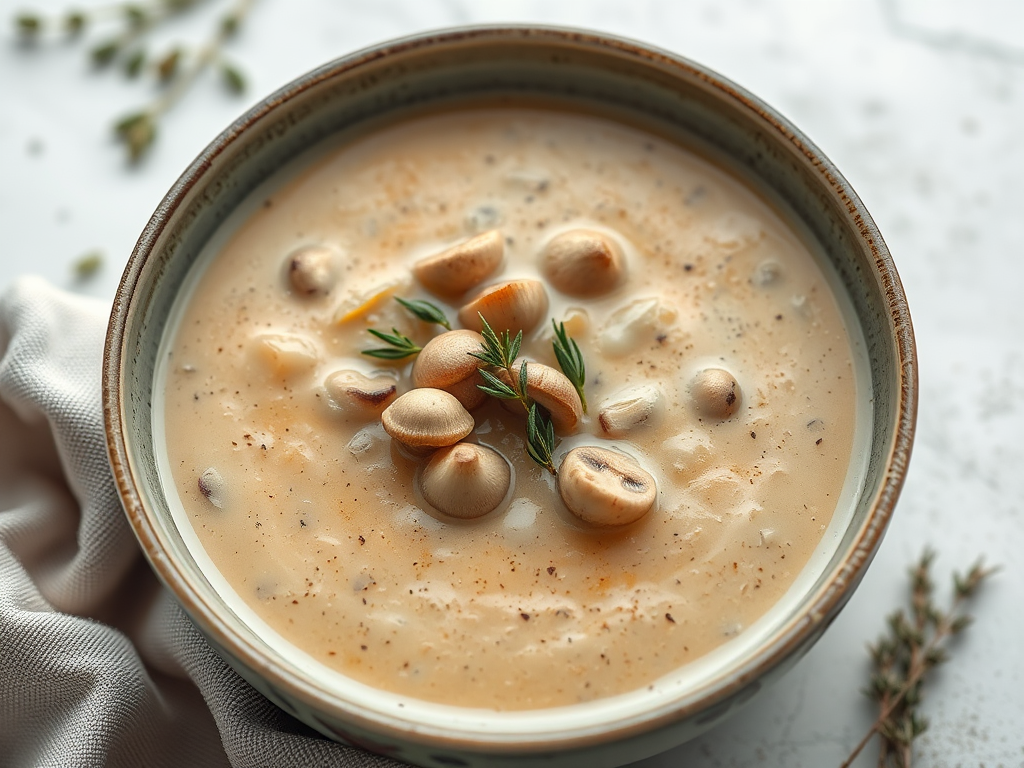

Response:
(394, 296), (451, 330)
(361, 328), (421, 360)
(551, 319), (587, 413)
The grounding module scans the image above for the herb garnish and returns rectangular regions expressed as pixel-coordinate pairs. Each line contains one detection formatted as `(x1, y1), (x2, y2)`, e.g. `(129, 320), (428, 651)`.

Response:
(470, 314), (557, 475)
(551, 319), (587, 413)
(394, 296), (452, 330)
(361, 297), (451, 359)
(841, 549), (996, 768)
(13, 0), (254, 163)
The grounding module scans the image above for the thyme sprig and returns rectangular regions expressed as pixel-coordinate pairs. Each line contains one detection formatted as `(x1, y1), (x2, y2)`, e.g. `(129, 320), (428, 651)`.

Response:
(361, 297), (451, 359)
(470, 314), (556, 474)
(551, 319), (587, 413)
(841, 550), (996, 768)
(12, 0), (253, 163)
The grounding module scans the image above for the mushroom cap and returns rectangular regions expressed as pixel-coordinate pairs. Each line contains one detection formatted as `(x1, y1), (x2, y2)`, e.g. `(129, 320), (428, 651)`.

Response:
(411, 330), (486, 409)
(413, 230), (505, 297)
(324, 370), (398, 415)
(419, 442), (511, 519)
(690, 368), (741, 420)
(458, 279), (548, 336)
(497, 361), (583, 435)
(540, 229), (625, 297)
(287, 245), (339, 296)
(558, 446), (657, 526)
(381, 388), (474, 448)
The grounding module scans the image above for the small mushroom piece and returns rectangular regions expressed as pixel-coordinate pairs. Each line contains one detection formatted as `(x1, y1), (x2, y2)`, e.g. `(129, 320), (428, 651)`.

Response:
(598, 384), (663, 437)
(411, 330), (487, 410)
(458, 279), (548, 336)
(540, 229), (625, 297)
(419, 442), (511, 519)
(496, 362), (583, 435)
(413, 230), (504, 297)
(557, 446), (657, 526)
(254, 332), (320, 377)
(690, 368), (741, 420)
(381, 388), (474, 451)
(287, 245), (339, 296)
(198, 467), (225, 509)
(324, 370), (398, 415)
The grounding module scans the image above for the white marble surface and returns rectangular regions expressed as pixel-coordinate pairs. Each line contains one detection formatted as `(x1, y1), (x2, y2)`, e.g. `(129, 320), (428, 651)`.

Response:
(2, 1), (1022, 766)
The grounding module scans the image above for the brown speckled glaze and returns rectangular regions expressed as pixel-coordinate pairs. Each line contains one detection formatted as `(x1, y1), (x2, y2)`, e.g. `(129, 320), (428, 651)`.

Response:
(103, 25), (916, 768)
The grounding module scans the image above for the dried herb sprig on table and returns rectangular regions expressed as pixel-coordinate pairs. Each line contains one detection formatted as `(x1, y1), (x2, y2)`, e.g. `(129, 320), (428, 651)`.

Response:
(13, 0), (254, 163)
(470, 314), (557, 475)
(841, 549), (996, 768)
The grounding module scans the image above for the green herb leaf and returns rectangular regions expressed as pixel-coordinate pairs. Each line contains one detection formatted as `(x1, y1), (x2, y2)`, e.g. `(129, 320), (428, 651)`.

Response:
(220, 60), (246, 94)
(395, 296), (451, 329)
(477, 369), (518, 400)
(91, 39), (121, 66)
(114, 111), (156, 162)
(156, 47), (182, 82)
(63, 11), (86, 36)
(72, 250), (103, 280)
(361, 327), (421, 360)
(525, 403), (556, 474)
(551, 319), (587, 413)
(15, 13), (43, 37)
(124, 48), (146, 78)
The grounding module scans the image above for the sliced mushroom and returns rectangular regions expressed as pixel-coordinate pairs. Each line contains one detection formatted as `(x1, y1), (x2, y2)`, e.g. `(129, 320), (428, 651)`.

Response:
(381, 388), (474, 453)
(413, 230), (504, 297)
(324, 370), (398, 415)
(540, 229), (625, 297)
(690, 368), (741, 420)
(557, 446), (657, 526)
(598, 384), (663, 437)
(411, 330), (486, 410)
(419, 442), (511, 519)
(286, 245), (339, 296)
(496, 361), (583, 435)
(458, 279), (548, 336)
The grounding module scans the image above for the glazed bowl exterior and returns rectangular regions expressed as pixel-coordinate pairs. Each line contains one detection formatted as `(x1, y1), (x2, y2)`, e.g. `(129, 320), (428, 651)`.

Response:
(103, 26), (917, 768)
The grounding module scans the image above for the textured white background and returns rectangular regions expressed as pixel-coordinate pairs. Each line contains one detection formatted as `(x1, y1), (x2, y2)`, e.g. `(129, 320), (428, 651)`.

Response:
(1, 1), (1022, 766)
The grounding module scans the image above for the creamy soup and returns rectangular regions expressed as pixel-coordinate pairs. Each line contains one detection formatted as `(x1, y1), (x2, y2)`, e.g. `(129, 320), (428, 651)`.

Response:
(159, 107), (861, 710)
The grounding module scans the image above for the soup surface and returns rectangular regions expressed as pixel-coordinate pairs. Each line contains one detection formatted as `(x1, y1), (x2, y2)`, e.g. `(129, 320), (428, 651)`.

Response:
(160, 107), (860, 710)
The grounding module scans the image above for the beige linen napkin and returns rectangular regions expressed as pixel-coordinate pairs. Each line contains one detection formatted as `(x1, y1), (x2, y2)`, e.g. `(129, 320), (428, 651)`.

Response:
(0, 277), (399, 768)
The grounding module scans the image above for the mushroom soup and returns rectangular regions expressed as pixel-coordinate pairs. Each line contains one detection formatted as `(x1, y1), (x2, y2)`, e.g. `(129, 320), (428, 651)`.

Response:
(158, 107), (867, 710)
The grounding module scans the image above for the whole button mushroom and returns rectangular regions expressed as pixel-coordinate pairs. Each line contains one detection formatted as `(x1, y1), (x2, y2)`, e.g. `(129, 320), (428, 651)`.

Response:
(286, 245), (340, 296)
(496, 362), (583, 435)
(690, 368), (742, 420)
(540, 229), (625, 297)
(419, 442), (511, 519)
(324, 370), (398, 415)
(413, 230), (505, 297)
(458, 279), (548, 336)
(557, 446), (657, 526)
(381, 388), (475, 456)
(412, 330), (487, 410)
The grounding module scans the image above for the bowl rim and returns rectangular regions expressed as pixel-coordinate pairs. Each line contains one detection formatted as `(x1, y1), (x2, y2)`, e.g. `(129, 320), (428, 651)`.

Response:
(103, 22), (918, 755)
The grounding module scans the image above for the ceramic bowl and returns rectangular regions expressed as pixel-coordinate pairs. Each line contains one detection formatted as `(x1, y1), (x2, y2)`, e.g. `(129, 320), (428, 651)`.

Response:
(103, 25), (917, 768)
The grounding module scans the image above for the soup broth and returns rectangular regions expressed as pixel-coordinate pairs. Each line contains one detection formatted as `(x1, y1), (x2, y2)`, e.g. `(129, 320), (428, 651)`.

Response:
(159, 107), (861, 710)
